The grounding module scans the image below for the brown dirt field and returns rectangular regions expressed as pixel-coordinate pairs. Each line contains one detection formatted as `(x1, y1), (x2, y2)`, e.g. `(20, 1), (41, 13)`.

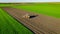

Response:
(2, 7), (60, 34)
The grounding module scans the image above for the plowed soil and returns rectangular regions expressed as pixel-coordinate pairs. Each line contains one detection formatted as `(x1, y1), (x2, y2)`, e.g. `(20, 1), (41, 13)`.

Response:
(3, 7), (60, 34)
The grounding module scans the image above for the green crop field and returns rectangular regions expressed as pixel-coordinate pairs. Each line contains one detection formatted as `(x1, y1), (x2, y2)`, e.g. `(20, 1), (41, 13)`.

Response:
(12, 3), (60, 18)
(0, 4), (33, 34)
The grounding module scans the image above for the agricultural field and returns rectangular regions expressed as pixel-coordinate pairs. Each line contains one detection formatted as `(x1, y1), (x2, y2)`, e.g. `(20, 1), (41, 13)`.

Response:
(0, 3), (60, 34)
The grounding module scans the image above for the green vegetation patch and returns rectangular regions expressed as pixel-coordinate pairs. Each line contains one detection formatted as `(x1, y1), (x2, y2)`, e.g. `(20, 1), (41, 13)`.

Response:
(0, 8), (33, 34)
(12, 3), (60, 18)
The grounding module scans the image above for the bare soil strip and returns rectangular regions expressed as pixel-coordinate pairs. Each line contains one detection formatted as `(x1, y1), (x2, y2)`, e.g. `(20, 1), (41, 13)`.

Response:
(2, 7), (60, 34)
